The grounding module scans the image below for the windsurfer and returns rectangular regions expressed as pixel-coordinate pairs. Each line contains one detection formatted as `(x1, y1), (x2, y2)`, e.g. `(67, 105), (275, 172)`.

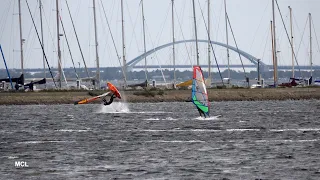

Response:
(74, 82), (122, 106)
(103, 94), (116, 106)
(197, 107), (206, 118)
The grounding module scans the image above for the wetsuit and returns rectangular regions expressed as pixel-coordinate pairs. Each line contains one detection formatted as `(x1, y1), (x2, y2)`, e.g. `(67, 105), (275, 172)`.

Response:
(103, 94), (116, 105)
(197, 107), (206, 118)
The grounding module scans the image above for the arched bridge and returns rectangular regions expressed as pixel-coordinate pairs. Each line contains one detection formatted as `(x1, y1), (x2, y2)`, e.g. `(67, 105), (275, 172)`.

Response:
(126, 39), (269, 72)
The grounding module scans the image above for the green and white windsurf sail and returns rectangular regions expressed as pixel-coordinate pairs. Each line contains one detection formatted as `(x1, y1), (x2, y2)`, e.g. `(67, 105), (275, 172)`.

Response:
(192, 66), (210, 117)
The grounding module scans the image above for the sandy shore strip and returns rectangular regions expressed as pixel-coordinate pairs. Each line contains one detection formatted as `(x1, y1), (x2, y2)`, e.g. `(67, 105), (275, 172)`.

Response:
(0, 88), (319, 105)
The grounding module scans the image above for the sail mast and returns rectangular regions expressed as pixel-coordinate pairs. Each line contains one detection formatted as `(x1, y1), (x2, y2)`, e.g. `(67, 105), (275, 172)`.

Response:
(171, 0), (176, 84)
(121, 0), (127, 88)
(39, 0), (46, 88)
(192, 0), (199, 65)
(271, 21), (276, 87)
(309, 13), (312, 78)
(18, 0), (24, 76)
(289, 6), (294, 78)
(224, 0), (230, 79)
(141, 0), (148, 82)
(56, 0), (62, 88)
(208, 0), (211, 78)
(93, 0), (100, 89)
(272, 0), (278, 87)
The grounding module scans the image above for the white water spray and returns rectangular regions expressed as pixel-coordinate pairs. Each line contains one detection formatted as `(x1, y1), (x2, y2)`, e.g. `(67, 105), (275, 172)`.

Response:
(97, 102), (130, 113)
(194, 115), (222, 120)
(96, 92), (130, 113)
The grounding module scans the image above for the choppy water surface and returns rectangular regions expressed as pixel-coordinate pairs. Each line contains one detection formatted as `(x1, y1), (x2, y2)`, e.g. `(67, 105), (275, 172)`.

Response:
(1, 100), (320, 179)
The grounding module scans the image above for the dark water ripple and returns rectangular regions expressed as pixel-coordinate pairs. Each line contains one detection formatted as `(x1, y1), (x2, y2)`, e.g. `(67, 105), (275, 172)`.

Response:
(0, 100), (320, 179)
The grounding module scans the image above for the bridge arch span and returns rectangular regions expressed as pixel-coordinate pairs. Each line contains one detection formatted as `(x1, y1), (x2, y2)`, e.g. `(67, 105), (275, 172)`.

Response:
(126, 39), (268, 71)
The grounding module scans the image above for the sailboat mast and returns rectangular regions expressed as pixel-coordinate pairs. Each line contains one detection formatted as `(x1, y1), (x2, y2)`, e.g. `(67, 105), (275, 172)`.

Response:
(39, 0), (46, 87)
(271, 21), (276, 87)
(56, 0), (62, 88)
(121, 0), (127, 88)
(208, 0), (211, 78)
(289, 6), (294, 78)
(192, 0), (199, 65)
(224, 0), (230, 79)
(93, 0), (100, 89)
(18, 0), (24, 76)
(171, 0), (176, 84)
(309, 13), (312, 78)
(272, 0), (278, 87)
(141, 0), (147, 81)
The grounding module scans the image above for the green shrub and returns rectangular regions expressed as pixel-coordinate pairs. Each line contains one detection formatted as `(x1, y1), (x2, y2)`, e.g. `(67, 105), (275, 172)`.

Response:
(231, 85), (244, 89)
(157, 89), (165, 95)
(149, 87), (158, 91)
(217, 85), (226, 89)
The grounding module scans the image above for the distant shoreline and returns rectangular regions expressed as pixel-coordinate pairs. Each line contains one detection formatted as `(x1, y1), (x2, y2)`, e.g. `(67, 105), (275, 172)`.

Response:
(0, 88), (319, 105)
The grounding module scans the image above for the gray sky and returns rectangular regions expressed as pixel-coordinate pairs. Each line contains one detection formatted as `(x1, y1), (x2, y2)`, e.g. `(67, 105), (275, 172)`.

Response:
(0, 0), (319, 71)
